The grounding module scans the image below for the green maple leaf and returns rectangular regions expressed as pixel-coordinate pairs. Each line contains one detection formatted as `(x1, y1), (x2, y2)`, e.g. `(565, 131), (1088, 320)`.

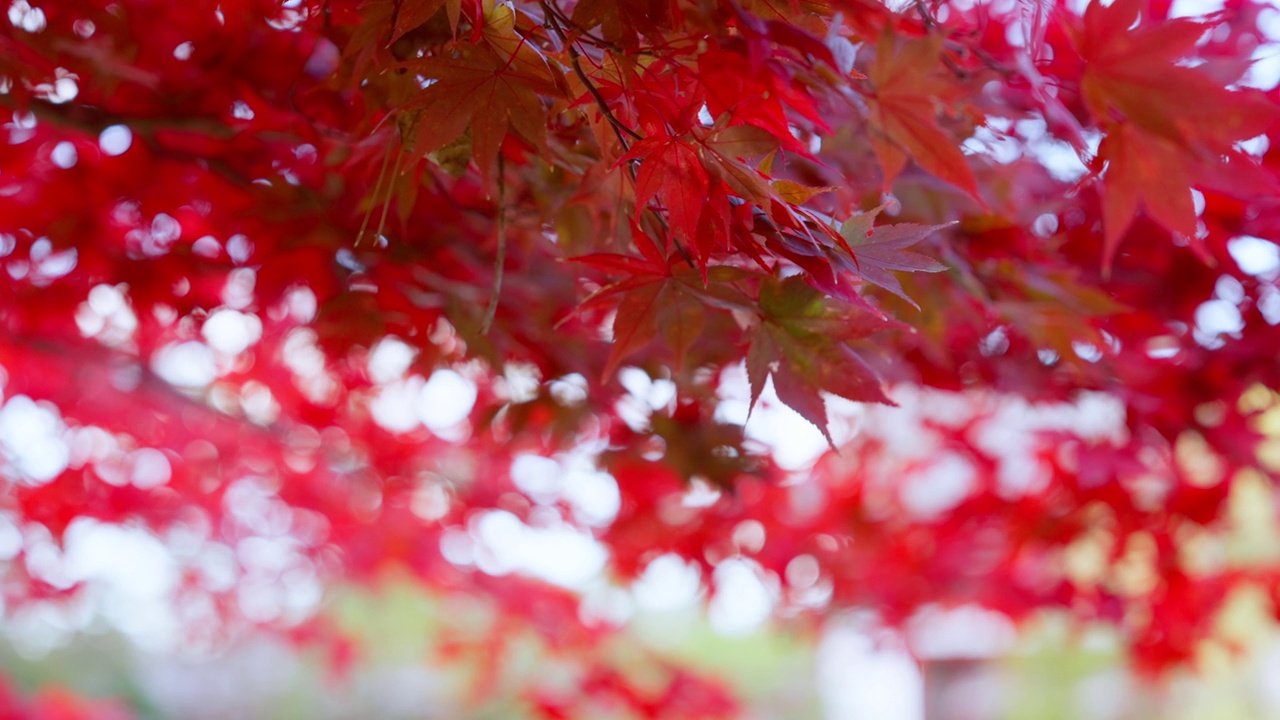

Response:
(745, 276), (898, 446)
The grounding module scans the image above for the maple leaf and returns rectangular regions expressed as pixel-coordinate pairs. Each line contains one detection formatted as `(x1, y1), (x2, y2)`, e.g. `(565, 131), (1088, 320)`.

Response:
(400, 11), (562, 177)
(1074, 0), (1276, 147)
(838, 207), (951, 306)
(388, 0), (449, 43)
(479, 1), (563, 91)
(343, 1), (398, 79)
(745, 276), (897, 445)
(575, 247), (755, 379)
(604, 278), (667, 377)
(569, 0), (665, 49)
(1074, 0), (1280, 269)
(865, 29), (980, 199)
(1094, 122), (1197, 267)
(771, 179), (834, 205)
(695, 44), (823, 146)
(623, 134), (710, 259)
(697, 123), (779, 207)
(701, 123), (779, 160)
(399, 46), (533, 174)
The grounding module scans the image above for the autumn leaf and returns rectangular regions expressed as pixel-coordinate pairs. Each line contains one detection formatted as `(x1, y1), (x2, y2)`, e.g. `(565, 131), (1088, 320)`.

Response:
(570, 0), (668, 48)
(604, 279), (665, 380)
(695, 45), (820, 146)
(1094, 122), (1197, 269)
(1074, 0), (1276, 149)
(745, 276), (896, 445)
(343, 1), (397, 78)
(623, 134), (710, 258)
(698, 124), (778, 206)
(599, 276), (729, 379)
(771, 179), (834, 205)
(838, 207), (950, 305)
(479, 1), (563, 96)
(389, 0), (448, 43)
(401, 32), (559, 178)
(703, 124), (780, 160)
(575, 250), (755, 379)
(865, 28), (980, 199)
(1075, 0), (1280, 269)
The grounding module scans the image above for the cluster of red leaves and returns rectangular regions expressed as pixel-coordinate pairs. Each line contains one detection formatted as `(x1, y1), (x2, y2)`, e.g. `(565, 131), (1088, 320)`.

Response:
(3, 0), (1280, 709)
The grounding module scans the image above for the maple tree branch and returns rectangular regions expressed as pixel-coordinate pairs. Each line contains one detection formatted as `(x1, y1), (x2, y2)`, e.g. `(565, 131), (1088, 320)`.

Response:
(908, 0), (1015, 81)
(0, 95), (281, 190)
(567, 45), (642, 144)
(912, 0), (946, 33)
(0, 332), (293, 447)
(911, 0), (971, 79)
(538, 0), (620, 52)
(539, 4), (641, 147)
(539, 3), (695, 270)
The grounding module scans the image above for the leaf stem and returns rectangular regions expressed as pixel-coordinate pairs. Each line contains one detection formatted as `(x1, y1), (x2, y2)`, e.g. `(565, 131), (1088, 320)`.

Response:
(482, 153), (507, 334)
(357, 134), (397, 246)
(374, 144), (405, 244)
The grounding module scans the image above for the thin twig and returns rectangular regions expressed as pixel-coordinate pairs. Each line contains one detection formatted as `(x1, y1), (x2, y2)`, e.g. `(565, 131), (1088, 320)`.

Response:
(912, 0), (1012, 76)
(482, 153), (507, 334)
(540, 4), (695, 268)
(0, 95), (235, 138)
(569, 44), (642, 144)
(356, 136), (397, 246)
(540, 3), (641, 148)
(912, 0), (969, 78)
(539, 0), (620, 52)
(373, 144), (405, 244)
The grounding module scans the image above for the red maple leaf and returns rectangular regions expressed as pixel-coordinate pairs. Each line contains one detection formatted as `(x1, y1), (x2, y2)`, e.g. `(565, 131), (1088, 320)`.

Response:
(1074, 0), (1280, 270)
(865, 28), (980, 198)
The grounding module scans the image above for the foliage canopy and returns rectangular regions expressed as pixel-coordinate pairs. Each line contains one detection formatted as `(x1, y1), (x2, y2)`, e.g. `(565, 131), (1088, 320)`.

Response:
(5, 0), (1280, 713)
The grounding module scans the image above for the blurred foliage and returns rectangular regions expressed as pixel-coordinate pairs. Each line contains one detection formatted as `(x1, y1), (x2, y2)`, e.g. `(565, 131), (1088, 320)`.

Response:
(2, 572), (1280, 719)
(0, 574), (820, 719)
